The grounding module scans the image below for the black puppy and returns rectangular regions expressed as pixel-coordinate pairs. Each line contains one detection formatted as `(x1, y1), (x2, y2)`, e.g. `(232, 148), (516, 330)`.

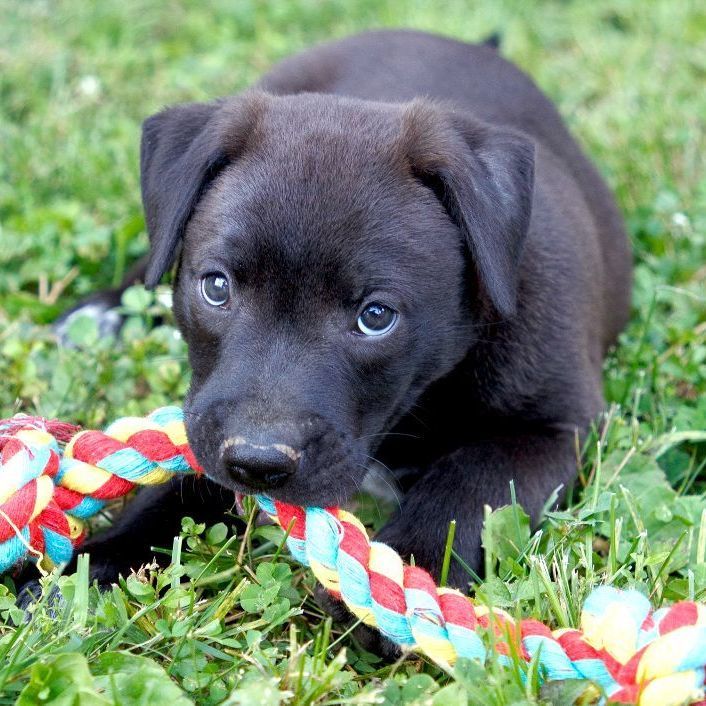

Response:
(60, 31), (631, 605)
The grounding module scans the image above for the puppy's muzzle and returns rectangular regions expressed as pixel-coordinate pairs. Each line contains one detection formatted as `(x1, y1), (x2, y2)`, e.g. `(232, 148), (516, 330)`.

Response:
(220, 436), (301, 490)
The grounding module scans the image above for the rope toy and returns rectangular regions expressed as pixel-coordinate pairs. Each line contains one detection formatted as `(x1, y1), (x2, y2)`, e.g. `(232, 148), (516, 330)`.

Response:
(1, 407), (705, 706)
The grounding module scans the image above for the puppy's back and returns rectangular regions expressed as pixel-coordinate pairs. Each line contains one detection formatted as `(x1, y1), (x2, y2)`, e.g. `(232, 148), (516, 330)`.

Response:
(261, 30), (583, 167)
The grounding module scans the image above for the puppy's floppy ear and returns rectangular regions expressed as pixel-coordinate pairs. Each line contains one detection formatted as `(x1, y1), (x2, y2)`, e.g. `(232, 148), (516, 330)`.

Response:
(140, 93), (266, 288)
(401, 101), (535, 318)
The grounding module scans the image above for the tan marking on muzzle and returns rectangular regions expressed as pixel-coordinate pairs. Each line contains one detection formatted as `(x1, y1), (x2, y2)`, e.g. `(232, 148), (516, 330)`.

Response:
(220, 436), (301, 461)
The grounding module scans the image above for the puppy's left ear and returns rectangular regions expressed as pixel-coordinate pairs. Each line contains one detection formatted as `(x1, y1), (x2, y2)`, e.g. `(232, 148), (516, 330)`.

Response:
(402, 102), (535, 318)
(140, 93), (267, 288)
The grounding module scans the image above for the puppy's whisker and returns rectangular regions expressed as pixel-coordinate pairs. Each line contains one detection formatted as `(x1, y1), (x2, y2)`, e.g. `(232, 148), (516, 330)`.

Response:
(359, 458), (402, 513)
(353, 464), (387, 521)
(354, 431), (421, 442)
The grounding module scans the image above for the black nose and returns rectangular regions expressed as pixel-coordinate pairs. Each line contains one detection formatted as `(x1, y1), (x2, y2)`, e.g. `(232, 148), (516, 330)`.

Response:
(221, 439), (299, 490)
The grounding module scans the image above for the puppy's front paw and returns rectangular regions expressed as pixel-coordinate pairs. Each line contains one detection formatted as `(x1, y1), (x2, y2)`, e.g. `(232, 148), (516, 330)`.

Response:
(375, 513), (476, 591)
(313, 584), (402, 661)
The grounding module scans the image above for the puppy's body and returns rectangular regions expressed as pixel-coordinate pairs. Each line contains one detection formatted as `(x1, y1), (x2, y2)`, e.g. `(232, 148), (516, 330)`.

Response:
(63, 31), (630, 599)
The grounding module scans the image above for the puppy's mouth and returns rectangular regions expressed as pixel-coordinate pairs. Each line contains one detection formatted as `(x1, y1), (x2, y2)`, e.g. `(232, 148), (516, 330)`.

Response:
(231, 471), (289, 492)
(187, 413), (367, 507)
(221, 462), (360, 506)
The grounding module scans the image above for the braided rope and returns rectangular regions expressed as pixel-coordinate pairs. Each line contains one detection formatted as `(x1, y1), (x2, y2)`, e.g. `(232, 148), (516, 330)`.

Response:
(1, 407), (705, 705)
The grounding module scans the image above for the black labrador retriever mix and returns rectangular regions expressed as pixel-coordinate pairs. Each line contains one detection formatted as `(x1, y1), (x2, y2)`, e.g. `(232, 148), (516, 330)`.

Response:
(45, 30), (632, 642)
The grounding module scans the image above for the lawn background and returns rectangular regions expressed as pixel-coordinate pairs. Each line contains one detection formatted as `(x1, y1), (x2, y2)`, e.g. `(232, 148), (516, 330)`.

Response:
(0, 1), (705, 704)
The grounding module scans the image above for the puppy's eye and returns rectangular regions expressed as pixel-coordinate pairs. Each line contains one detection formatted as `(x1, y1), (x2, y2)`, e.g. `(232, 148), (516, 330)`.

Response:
(200, 272), (230, 307)
(356, 303), (398, 336)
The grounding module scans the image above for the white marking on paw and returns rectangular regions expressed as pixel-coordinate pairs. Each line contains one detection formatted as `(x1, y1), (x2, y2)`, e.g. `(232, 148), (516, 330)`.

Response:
(55, 303), (122, 342)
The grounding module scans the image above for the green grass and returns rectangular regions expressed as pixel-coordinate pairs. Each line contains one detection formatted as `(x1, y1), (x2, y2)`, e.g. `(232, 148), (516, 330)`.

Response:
(1, 1), (705, 703)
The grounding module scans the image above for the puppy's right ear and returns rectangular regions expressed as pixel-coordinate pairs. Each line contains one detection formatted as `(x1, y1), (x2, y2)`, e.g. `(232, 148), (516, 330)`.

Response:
(140, 95), (264, 288)
(400, 101), (534, 318)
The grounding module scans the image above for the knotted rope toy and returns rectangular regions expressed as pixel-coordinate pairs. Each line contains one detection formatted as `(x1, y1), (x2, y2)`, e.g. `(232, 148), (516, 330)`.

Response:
(1, 407), (705, 705)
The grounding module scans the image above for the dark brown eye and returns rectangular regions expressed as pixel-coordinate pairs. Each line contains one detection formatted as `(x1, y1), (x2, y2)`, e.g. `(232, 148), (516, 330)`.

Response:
(356, 303), (398, 336)
(201, 272), (230, 307)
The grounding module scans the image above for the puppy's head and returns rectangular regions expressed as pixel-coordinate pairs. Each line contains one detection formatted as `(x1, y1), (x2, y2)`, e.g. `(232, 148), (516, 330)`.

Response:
(140, 91), (534, 505)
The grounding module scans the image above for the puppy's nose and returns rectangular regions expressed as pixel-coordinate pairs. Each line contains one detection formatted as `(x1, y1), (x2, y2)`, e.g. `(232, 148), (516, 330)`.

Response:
(221, 438), (300, 490)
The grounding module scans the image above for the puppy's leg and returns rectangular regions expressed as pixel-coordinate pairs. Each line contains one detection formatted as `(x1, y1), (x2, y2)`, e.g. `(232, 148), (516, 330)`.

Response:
(73, 476), (236, 582)
(17, 477), (235, 610)
(13, 476), (233, 594)
(375, 427), (577, 588)
(315, 427), (576, 657)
